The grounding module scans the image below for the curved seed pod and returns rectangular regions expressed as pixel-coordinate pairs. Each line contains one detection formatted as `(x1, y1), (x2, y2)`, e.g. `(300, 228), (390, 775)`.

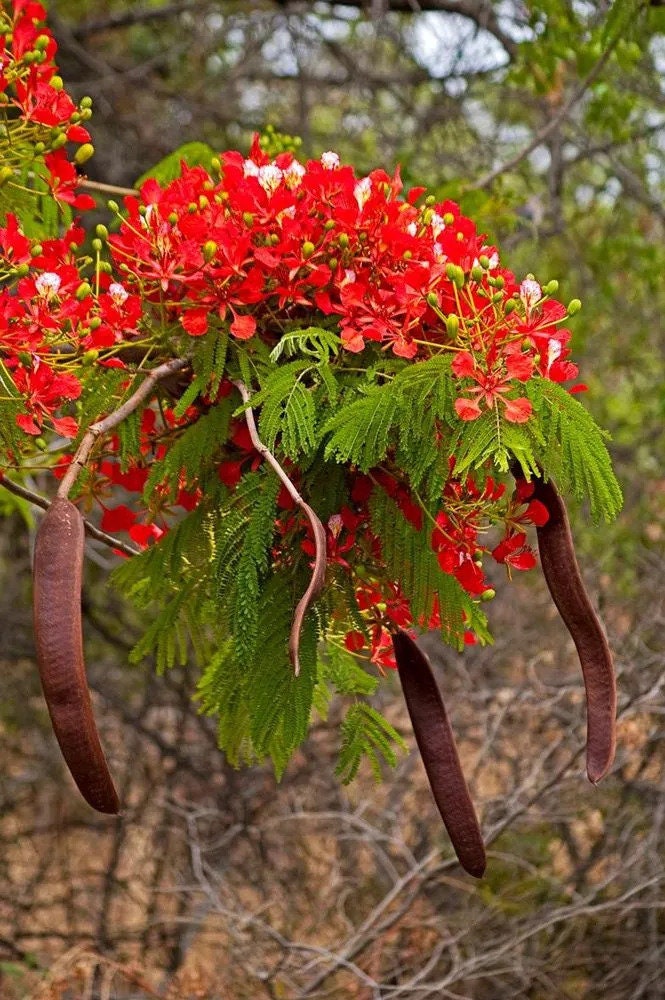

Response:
(392, 629), (486, 878)
(528, 475), (616, 784)
(33, 498), (120, 814)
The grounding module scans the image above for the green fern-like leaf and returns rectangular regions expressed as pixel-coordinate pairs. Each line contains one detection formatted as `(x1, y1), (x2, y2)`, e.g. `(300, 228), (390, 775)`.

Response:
(248, 360), (319, 457)
(269, 326), (341, 363)
(143, 399), (233, 504)
(229, 470), (280, 664)
(336, 702), (406, 784)
(323, 383), (401, 471)
(529, 380), (623, 522)
(319, 642), (379, 696)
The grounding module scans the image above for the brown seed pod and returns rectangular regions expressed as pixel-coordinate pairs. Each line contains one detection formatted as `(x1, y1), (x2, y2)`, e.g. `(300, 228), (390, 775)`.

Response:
(392, 629), (486, 878)
(527, 475), (617, 784)
(33, 497), (120, 814)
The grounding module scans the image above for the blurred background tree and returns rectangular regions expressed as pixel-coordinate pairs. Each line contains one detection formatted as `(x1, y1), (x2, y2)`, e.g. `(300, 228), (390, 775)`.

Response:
(2, 2), (665, 997)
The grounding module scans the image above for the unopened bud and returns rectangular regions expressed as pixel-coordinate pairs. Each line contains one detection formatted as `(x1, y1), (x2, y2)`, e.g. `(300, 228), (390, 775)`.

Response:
(446, 314), (460, 338)
(74, 143), (95, 165)
(426, 291), (439, 308)
(203, 240), (217, 262)
(51, 133), (67, 149)
(480, 588), (496, 602)
(107, 199), (119, 213)
(0, 166), (13, 186)
(471, 265), (483, 283)
(242, 212), (254, 227)
(30, 244), (43, 257)
(91, 238), (102, 252)
(76, 281), (92, 300)
(302, 241), (316, 259)
(95, 224), (108, 240)
(568, 298), (582, 315)
(543, 279), (559, 295)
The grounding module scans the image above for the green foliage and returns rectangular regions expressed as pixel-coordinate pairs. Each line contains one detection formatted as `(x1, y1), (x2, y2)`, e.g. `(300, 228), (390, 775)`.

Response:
(0, 362), (25, 456)
(336, 702), (407, 783)
(529, 380), (623, 523)
(252, 360), (320, 458)
(143, 399), (233, 504)
(318, 642), (379, 697)
(134, 141), (217, 188)
(323, 381), (401, 471)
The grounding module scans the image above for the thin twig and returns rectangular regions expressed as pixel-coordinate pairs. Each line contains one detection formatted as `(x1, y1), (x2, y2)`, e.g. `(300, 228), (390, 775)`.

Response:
(57, 358), (190, 500)
(79, 178), (139, 198)
(233, 380), (327, 676)
(468, 38), (619, 191)
(0, 476), (140, 557)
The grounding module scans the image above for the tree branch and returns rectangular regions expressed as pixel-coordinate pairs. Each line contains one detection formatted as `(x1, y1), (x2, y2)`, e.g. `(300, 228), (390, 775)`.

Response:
(233, 380), (327, 677)
(0, 476), (140, 557)
(57, 358), (190, 500)
(468, 38), (619, 191)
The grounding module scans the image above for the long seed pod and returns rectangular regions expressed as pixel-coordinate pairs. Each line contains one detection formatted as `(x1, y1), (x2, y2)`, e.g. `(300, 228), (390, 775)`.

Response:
(33, 498), (120, 814)
(526, 474), (617, 784)
(392, 629), (486, 878)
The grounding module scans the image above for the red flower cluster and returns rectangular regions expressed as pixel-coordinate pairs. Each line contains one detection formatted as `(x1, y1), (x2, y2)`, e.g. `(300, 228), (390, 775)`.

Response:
(1, 1), (96, 209)
(107, 135), (580, 427)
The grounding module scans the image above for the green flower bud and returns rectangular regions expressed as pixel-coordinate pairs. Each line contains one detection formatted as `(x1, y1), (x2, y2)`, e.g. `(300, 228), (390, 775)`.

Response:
(34, 33), (50, 50)
(89, 316), (102, 329)
(98, 261), (113, 274)
(480, 588), (496, 602)
(478, 254), (490, 269)
(168, 212), (178, 225)
(443, 212), (455, 226)
(203, 240), (217, 262)
(51, 133), (67, 149)
(0, 166), (13, 186)
(30, 244), (43, 257)
(82, 349), (99, 365)
(503, 299), (517, 315)
(328, 257), (338, 270)
(79, 107), (92, 121)
(74, 143), (95, 165)
(91, 238), (102, 252)
(50, 76), (64, 91)
(35, 437), (48, 451)
(568, 298), (582, 315)
(107, 199), (119, 213)
(242, 211), (254, 227)
(95, 224), (109, 240)
(338, 233), (349, 248)
(543, 279), (559, 295)
(80, 96), (93, 109)
(426, 291), (439, 308)
(446, 314), (460, 338)
(302, 241), (316, 259)
(187, 202), (197, 214)
(76, 281), (92, 300)
(471, 265), (484, 283)
(324, 219), (336, 230)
